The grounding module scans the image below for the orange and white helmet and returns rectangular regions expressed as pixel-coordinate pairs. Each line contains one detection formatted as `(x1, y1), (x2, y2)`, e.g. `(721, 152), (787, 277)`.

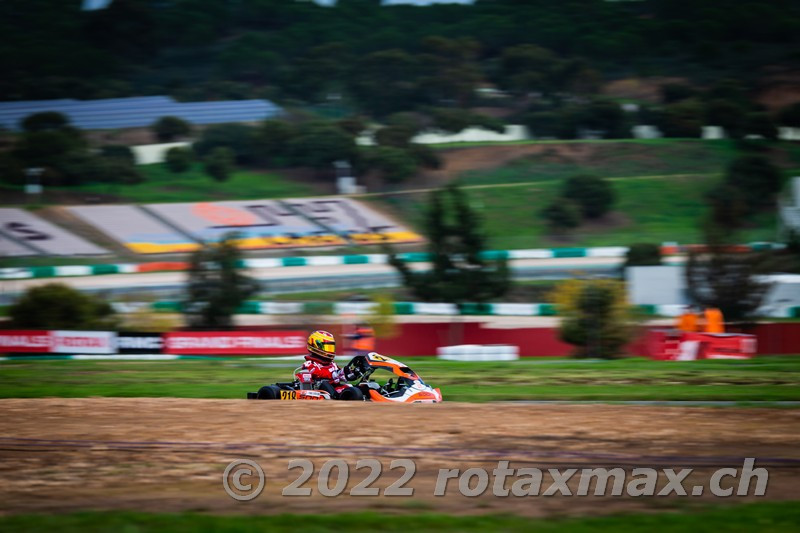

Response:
(307, 330), (336, 363)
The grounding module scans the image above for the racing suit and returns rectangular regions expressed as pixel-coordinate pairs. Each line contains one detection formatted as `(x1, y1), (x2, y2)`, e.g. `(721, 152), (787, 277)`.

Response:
(295, 356), (359, 396)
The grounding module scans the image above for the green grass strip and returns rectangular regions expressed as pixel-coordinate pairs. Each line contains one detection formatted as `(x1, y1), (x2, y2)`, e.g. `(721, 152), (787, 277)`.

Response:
(0, 501), (798, 532)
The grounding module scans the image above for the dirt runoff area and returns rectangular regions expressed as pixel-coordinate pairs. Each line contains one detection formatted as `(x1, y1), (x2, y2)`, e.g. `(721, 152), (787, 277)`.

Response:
(1, 399), (798, 517)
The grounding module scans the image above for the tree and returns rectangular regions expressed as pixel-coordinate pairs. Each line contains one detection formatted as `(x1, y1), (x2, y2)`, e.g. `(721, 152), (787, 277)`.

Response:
(497, 44), (560, 96)
(367, 293), (398, 340)
(9, 283), (117, 329)
(56, 151), (144, 186)
(724, 154), (783, 211)
(524, 111), (561, 139)
(348, 49), (421, 116)
(0, 152), (25, 186)
(744, 112), (778, 141)
(203, 147), (235, 182)
(659, 99), (704, 138)
(184, 233), (260, 329)
(21, 111), (70, 132)
(553, 279), (634, 359)
(540, 200), (580, 232)
(417, 36), (482, 107)
(624, 243), (662, 268)
(194, 123), (257, 165)
(165, 146), (193, 173)
(289, 121), (356, 170)
(561, 174), (615, 219)
(389, 183), (510, 303)
(685, 248), (770, 321)
(13, 124), (87, 172)
(429, 108), (505, 134)
(257, 119), (295, 167)
(704, 182), (749, 231)
(369, 146), (416, 185)
(152, 116), (192, 142)
(661, 83), (695, 104)
(704, 98), (746, 138)
(408, 143), (441, 170)
(100, 144), (136, 166)
(580, 99), (629, 139)
(374, 113), (423, 148)
(778, 102), (800, 128)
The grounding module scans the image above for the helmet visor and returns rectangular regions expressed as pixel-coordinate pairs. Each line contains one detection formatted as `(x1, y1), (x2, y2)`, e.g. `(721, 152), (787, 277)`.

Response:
(315, 339), (335, 354)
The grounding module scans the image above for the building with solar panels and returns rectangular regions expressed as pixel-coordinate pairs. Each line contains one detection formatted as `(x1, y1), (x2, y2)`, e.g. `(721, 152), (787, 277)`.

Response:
(0, 96), (284, 131)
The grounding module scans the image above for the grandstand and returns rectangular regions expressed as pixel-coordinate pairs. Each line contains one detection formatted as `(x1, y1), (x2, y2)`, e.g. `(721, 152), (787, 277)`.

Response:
(0, 208), (108, 256)
(0, 96), (283, 131)
(68, 198), (422, 254)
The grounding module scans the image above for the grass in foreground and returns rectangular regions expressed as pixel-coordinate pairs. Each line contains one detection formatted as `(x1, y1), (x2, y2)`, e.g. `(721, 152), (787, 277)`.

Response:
(0, 356), (798, 403)
(0, 501), (798, 532)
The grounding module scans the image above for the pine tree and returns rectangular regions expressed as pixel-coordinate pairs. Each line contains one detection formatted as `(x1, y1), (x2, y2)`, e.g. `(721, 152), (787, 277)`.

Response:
(184, 233), (260, 329)
(685, 247), (770, 321)
(389, 183), (510, 303)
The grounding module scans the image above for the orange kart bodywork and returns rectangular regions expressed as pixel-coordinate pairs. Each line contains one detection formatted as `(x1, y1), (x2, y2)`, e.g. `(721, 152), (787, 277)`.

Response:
(367, 388), (443, 403)
(247, 352), (442, 403)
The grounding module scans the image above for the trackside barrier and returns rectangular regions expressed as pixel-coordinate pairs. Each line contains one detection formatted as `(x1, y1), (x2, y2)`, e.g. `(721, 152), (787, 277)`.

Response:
(1, 243), (783, 280)
(0, 330), (304, 356)
(437, 344), (520, 361)
(115, 300), (800, 319)
(1, 324), (796, 358)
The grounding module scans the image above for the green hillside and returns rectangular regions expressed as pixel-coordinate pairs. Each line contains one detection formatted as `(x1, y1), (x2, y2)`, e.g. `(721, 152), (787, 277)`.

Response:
(368, 139), (794, 249)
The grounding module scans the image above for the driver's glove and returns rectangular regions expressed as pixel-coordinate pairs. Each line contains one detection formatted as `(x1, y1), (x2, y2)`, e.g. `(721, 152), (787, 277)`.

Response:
(342, 367), (362, 381)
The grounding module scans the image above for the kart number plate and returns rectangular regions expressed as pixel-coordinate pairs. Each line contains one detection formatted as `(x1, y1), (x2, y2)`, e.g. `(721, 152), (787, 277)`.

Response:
(280, 390), (297, 400)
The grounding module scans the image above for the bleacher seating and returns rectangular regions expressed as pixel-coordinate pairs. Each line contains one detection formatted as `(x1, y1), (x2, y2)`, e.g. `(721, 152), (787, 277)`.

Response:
(0, 208), (107, 256)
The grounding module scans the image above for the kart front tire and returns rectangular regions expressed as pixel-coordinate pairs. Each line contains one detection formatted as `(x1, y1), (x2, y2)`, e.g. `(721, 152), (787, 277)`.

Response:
(339, 386), (364, 401)
(257, 385), (281, 400)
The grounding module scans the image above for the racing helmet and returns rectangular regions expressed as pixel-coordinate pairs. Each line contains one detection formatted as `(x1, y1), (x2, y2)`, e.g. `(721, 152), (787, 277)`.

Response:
(307, 330), (336, 363)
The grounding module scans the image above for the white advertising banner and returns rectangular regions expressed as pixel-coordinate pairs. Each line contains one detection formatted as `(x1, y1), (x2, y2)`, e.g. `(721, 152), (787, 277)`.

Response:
(50, 331), (117, 354)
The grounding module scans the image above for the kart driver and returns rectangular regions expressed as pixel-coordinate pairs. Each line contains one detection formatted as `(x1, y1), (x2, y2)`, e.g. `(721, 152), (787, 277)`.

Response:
(296, 330), (361, 398)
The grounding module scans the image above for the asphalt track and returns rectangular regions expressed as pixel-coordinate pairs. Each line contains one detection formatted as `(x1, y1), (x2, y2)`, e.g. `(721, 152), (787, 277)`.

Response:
(0, 257), (626, 303)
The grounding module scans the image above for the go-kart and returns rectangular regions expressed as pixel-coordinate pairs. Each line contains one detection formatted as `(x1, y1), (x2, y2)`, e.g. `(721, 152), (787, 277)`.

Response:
(246, 352), (442, 403)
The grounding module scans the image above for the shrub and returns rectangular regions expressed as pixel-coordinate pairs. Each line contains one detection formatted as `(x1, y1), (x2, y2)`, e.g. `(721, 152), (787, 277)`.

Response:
(152, 116), (192, 142)
(561, 174), (615, 219)
(9, 283), (117, 329)
(203, 146), (235, 182)
(553, 279), (635, 359)
(165, 146), (193, 173)
(541, 200), (581, 231)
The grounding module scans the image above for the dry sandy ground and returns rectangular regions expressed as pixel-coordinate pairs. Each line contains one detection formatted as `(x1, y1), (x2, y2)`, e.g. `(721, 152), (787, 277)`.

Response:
(0, 399), (798, 517)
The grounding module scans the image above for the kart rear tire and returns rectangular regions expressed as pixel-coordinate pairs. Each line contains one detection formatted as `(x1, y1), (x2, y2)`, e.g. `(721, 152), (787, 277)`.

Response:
(317, 381), (337, 398)
(257, 385), (281, 400)
(339, 386), (364, 401)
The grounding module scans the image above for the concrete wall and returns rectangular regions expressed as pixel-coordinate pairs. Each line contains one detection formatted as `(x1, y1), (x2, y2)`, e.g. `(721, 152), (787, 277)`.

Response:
(131, 142), (191, 165)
